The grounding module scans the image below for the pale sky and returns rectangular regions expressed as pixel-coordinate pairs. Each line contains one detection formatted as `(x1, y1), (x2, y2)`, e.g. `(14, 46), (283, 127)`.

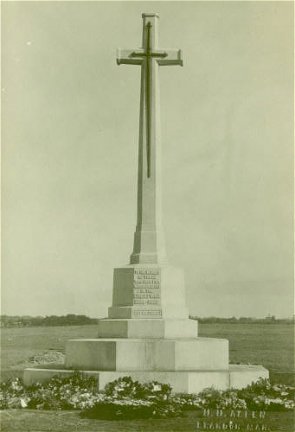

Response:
(2, 1), (294, 318)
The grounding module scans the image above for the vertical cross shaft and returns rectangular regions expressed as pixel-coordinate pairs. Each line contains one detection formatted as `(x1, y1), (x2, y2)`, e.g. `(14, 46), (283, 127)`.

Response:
(145, 21), (152, 177)
(117, 13), (183, 265)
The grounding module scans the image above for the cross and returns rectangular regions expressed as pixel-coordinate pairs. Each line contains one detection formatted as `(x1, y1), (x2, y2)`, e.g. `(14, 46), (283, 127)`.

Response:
(117, 13), (183, 178)
(117, 13), (183, 265)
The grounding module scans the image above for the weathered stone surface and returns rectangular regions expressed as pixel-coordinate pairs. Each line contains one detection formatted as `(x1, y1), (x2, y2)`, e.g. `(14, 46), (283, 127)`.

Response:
(229, 364), (269, 389)
(97, 318), (198, 338)
(123, 13), (183, 267)
(109, 265), (188, 319)
(65, 337), (229, 371)
(23, 365), (269, 393)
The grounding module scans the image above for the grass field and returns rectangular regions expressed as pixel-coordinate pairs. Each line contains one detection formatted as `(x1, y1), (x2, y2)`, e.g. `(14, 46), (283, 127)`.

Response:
(1, 322), (294, 384)
(1, 322), (294, 431)
(1, 409), (294, 432)
(200, 323), (294, 385)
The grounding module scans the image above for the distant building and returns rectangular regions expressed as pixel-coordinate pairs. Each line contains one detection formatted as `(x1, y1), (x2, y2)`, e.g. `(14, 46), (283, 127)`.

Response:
(265, 314), (276, 322)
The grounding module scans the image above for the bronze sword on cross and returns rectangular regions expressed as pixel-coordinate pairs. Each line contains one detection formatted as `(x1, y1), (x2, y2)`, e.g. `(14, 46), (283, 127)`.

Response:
(117, 16), (183, 178)
(130, 22), (168, 177)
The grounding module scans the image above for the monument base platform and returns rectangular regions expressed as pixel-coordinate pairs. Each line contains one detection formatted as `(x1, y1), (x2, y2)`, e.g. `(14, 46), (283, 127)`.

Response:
(64, 337), (229, 371)
(23, 364), (269, 393)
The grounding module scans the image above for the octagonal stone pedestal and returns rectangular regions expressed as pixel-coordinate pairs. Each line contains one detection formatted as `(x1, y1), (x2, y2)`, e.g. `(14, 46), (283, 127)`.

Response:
(23, 318), (269, 393)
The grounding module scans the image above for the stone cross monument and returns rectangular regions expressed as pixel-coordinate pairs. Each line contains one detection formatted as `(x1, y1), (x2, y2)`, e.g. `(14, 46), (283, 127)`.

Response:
(108, 13), (188, 321)
(117, 13), (182, 266)
(24, 13), (269, 393)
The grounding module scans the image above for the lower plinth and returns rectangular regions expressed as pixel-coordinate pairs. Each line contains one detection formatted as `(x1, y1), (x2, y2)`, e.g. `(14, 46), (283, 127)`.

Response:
(64, 337), (229, 371)
(23, 329), (269, 393)
(23, 365), (269, 393)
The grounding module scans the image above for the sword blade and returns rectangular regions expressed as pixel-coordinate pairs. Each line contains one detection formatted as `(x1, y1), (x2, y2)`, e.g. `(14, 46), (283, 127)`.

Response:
(146, 22), (151, 178)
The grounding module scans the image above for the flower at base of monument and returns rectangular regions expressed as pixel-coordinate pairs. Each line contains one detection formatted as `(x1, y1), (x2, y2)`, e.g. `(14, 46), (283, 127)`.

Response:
(0, 378), (27, 409)
(270, 398), (284, 404)
(10, 378), (24, 392)
(20, 398), (28, 408)
(144, 381), (172, 400)
(217, 395), (247, 410)
(104, 377), (172, 401)
(1, 373), (295, 415)
(170, 393), (203, 409)
(284, 400), (295, 409)
(196, 387), (225, 409)
(251, 394), (295, 412)
(67, 392), (106, 410)
(7, 396), (22, 409)
(152, 383), (161, 392)
(104, 376), (143, 399)
(271, 385), (279, 391)
(112, 398), (152, 407)
(237, 379), (295, 411)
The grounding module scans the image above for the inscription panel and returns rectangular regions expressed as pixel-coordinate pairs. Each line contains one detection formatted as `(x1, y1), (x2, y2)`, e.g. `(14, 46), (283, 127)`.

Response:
(133, 309), (162, 318)
(133, 269), (161, 306)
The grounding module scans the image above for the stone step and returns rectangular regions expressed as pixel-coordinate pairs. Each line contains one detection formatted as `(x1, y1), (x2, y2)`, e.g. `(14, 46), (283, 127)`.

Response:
(97, 318), (198, 339)
(65, 337), (229, 371)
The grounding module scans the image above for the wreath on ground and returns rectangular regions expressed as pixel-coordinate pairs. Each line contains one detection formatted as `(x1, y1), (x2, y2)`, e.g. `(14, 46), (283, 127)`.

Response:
(1, 373), (294, 419)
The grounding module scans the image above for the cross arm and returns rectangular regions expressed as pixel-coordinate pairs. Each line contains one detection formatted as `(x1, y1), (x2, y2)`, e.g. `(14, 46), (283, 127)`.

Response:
(157, 49), (183, 66)
(116, 48), (143, 65)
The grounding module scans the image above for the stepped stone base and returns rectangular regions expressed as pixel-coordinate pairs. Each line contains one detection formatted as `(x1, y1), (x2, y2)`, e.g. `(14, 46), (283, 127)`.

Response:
(22, 316), (269, 393)
(23, 365), (269, 393)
